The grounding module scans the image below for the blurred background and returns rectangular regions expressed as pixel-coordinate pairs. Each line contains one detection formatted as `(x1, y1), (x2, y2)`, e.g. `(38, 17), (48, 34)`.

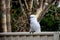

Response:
(0, 0), (60, 32)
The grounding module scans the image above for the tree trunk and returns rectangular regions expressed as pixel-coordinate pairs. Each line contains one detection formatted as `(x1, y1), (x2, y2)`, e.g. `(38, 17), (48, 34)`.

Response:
(5, 0), (11, 32)
(1, 0), (7, 32)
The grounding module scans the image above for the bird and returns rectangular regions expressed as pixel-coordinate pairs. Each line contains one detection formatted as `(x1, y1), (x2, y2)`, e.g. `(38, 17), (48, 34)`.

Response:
(30, 15), (41, 33)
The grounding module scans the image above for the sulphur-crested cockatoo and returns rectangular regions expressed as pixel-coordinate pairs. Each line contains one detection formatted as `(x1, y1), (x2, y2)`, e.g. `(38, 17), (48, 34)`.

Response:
(30, 15), (41, 33)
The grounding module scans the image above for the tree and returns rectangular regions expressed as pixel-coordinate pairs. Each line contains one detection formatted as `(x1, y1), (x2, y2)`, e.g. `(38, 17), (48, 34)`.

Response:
(11, 0), (55, 32)
(1, 0), (7, 32)
(6, 0), (11, 32)
(1, 0), (11, 32)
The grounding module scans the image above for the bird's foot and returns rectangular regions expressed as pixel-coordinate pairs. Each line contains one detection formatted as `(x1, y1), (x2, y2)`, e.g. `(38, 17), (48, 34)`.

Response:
(30, 31), (35, 34)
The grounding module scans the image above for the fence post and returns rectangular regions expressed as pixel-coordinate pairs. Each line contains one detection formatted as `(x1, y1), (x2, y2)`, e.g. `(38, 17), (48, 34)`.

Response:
(54, 32), (59, 40)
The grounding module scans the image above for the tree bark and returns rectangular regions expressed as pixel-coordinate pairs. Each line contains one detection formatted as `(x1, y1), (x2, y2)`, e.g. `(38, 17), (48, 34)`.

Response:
(35, 0), (43, 18)
(1, 0), (7, 32)
(5, 0), (11, 32)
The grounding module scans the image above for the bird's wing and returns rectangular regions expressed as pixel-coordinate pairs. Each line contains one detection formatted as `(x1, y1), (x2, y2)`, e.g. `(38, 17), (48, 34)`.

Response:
(30, 21), (41, 32)
(34, 22), (41, 32)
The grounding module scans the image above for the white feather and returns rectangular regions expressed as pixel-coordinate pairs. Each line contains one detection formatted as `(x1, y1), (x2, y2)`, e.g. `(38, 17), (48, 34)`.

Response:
(30, 15), (41, 32)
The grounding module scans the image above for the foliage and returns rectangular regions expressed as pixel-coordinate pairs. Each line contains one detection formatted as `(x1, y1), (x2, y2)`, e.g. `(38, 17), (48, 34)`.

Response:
(11, 1), (60, 31)
(40, 3), (60, 31)
(11, 1), (22, 32)
(11, 1), (29, 32)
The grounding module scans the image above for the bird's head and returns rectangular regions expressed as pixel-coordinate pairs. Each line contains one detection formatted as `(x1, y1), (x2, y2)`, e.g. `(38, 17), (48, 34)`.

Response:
(30, 15), (37, 21)
(30, 15), (36, 18)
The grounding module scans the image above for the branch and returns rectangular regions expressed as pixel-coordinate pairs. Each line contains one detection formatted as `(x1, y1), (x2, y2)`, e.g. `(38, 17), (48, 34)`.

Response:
(19, 0), (27, 17)
(38, 0), (56, 22)
(35, 0), (55, 20)
(33, 0), (39, 8)
(43, 0), (48, 9)
(35, 0), (44, 18)
(24, 0), (29, 10)
(27, 0), (33, 12)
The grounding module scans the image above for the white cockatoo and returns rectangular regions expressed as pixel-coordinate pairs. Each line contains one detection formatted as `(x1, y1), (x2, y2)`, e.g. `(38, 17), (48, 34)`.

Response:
(30, 15), (41, 33)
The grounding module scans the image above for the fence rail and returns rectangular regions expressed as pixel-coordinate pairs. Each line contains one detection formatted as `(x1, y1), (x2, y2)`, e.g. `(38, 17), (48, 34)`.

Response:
(0, 32), (60, 40)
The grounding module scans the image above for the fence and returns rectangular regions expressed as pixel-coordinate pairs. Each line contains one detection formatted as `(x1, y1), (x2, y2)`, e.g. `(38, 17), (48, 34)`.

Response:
(0, 32), (60, 40)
